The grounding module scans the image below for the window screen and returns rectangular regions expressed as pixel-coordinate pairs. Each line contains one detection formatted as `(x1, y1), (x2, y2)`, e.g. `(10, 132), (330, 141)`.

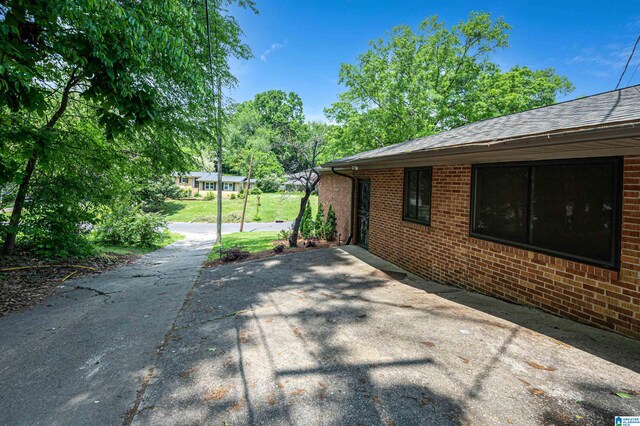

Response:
(471, 158), (621, 269)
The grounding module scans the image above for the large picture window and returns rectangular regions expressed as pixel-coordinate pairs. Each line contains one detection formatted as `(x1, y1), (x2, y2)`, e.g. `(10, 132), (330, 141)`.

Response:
(471, 158), (622, 269)
(403, 167), (432, 225)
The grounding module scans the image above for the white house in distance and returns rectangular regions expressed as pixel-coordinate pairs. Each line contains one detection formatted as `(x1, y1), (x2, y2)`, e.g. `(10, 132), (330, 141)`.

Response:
(174, 172), (256, 196)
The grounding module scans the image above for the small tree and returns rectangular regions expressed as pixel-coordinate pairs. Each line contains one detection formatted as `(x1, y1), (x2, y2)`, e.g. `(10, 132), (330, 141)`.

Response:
(299, 202), (313, 239)
(325, 204), (337, 242)
(286, 123), (328, 247)
(314, 202), (325, 239)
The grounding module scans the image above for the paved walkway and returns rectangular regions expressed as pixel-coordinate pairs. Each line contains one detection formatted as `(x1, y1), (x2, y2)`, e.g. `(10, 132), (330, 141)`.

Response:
(131, 247), (640, 426)
(0, 234), (214, 426)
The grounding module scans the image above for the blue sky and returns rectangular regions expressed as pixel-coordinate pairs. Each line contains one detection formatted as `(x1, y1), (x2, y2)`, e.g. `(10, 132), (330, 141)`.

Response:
(227, 0), (640, 122)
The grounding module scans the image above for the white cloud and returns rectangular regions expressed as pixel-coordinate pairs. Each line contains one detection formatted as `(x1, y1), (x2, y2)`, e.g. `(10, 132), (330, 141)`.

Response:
(567, 45), (630, 69)
(260, 40), (287, 62)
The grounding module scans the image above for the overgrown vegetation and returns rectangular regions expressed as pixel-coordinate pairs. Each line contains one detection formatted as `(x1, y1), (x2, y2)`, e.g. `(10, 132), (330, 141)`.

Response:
(0, 0), (255, 257)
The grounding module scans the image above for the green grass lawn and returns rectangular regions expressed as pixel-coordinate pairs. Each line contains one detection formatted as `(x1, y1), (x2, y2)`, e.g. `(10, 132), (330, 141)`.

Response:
(209, 231), (281, 260)
(160, 192), (318, 223)
(94, 232), (184, 256)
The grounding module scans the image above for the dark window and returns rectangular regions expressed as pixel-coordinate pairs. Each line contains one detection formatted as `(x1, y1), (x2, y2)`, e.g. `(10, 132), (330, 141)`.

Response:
(471, 158), (622, 269)
(474, 166), (529, 242)
(403, 168), (432, 225)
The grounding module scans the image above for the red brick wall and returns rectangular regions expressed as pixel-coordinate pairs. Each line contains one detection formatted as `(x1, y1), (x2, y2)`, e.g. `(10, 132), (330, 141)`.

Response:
(317, 174), (353, 243)
(319, 157), (640, 339)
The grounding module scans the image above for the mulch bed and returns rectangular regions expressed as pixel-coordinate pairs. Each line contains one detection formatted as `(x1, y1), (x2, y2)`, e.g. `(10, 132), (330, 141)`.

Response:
(204, 239), (338, 268)
(0, 251), (139, 317)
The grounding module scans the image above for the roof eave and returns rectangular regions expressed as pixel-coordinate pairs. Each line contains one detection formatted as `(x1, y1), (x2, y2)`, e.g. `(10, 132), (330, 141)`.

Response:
(322, 121), (640, 169)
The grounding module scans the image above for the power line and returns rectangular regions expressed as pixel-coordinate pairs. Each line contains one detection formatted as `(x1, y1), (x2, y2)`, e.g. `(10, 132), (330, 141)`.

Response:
(615, 35), (640, 90)
(626, 60), (640, 87)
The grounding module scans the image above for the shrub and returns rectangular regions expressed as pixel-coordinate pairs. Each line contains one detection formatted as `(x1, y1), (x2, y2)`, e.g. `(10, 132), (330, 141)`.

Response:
(249, 187), (262, 196)
(18, 175), (97, 258)
(222, 212), (241, 222)
(314, 202), (325, 239)
(181, 189), (191, 199)
(325, 204), (337, 241)
(237, 193), (245, 199)
(191, 214), (216, 223)
(230, 193), (236, 200)
(194, 191), (201, 198)
(278, 227), (293, 241)
(134, 175), (183, 211)
(257, 177), (281, 193)
(204, 192), (215, 201)
(299, 202), (313, 238)
(94, 204), (168, 248)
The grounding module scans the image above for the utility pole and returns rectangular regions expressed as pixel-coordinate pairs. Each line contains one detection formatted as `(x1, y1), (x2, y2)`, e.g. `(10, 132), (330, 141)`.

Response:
(204, 0), (223, 249)
(216, 77), (223, 248)
(239, 155), (253, 232)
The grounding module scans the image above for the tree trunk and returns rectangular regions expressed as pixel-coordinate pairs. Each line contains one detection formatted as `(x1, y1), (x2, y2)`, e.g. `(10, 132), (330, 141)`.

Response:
(1, 71), (79, 255)
(289, 189), (312, 248)
(2, 150), (38, 255)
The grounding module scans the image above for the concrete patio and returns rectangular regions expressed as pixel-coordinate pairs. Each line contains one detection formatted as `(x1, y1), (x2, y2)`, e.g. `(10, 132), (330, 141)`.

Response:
(131, 246), (640, 425)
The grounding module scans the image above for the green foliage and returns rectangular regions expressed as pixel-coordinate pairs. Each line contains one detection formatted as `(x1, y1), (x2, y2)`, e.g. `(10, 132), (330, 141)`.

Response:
(257, 175), (283, 193)
(194, 191), (202, 198)
(134, 176), (184, 212)
(13, 143), (120, 258)
(324, 12), (573, 157)
(299, 202), (314, 239)
(278, 227), (293, 241)
(249, 187), (263, 196)
(314, 202), (325, 239)
(19, 193), (95, 259)
(204, 192), (216, 201)
(325, 204), (337, 242)
(94, 204), (168, 248)
(230, 193), (236, 200)
(0, 0), (256, 255)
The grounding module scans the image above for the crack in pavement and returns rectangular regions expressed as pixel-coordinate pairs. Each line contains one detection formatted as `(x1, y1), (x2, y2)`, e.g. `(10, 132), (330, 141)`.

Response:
(122, 267), (205, 426)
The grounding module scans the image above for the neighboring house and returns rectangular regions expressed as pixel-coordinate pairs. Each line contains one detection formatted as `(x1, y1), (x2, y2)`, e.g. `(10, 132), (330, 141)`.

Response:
(279, 172), (316, 192)
(319, 85), (640, 339)
(174, 172), (256, 195)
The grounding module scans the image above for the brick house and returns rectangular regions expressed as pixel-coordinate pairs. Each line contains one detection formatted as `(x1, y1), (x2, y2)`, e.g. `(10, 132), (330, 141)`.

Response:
(319, 86), (640, 339)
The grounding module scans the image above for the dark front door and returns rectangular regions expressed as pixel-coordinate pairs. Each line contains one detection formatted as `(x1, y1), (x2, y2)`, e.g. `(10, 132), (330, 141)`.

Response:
(357, 179), (370, 249)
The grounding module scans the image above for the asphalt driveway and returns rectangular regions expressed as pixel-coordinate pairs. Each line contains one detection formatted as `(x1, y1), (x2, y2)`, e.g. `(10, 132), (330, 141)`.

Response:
(131, 246), (640, 425)
(168, 221), (292, 238)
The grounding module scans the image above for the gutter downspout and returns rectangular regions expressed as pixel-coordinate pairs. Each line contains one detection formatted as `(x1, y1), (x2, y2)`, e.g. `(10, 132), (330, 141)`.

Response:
(331, 167), (355, 245)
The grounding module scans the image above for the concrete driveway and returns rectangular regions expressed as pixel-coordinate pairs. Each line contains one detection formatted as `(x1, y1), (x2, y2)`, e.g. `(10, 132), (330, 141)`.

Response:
(0, 234), (215, 426)
(131, 247), (640, 425)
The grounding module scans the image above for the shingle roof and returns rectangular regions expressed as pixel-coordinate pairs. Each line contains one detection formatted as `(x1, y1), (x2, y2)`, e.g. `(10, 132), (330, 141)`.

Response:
(174, 172), (247, 182)
(324, 85), (640, 167)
